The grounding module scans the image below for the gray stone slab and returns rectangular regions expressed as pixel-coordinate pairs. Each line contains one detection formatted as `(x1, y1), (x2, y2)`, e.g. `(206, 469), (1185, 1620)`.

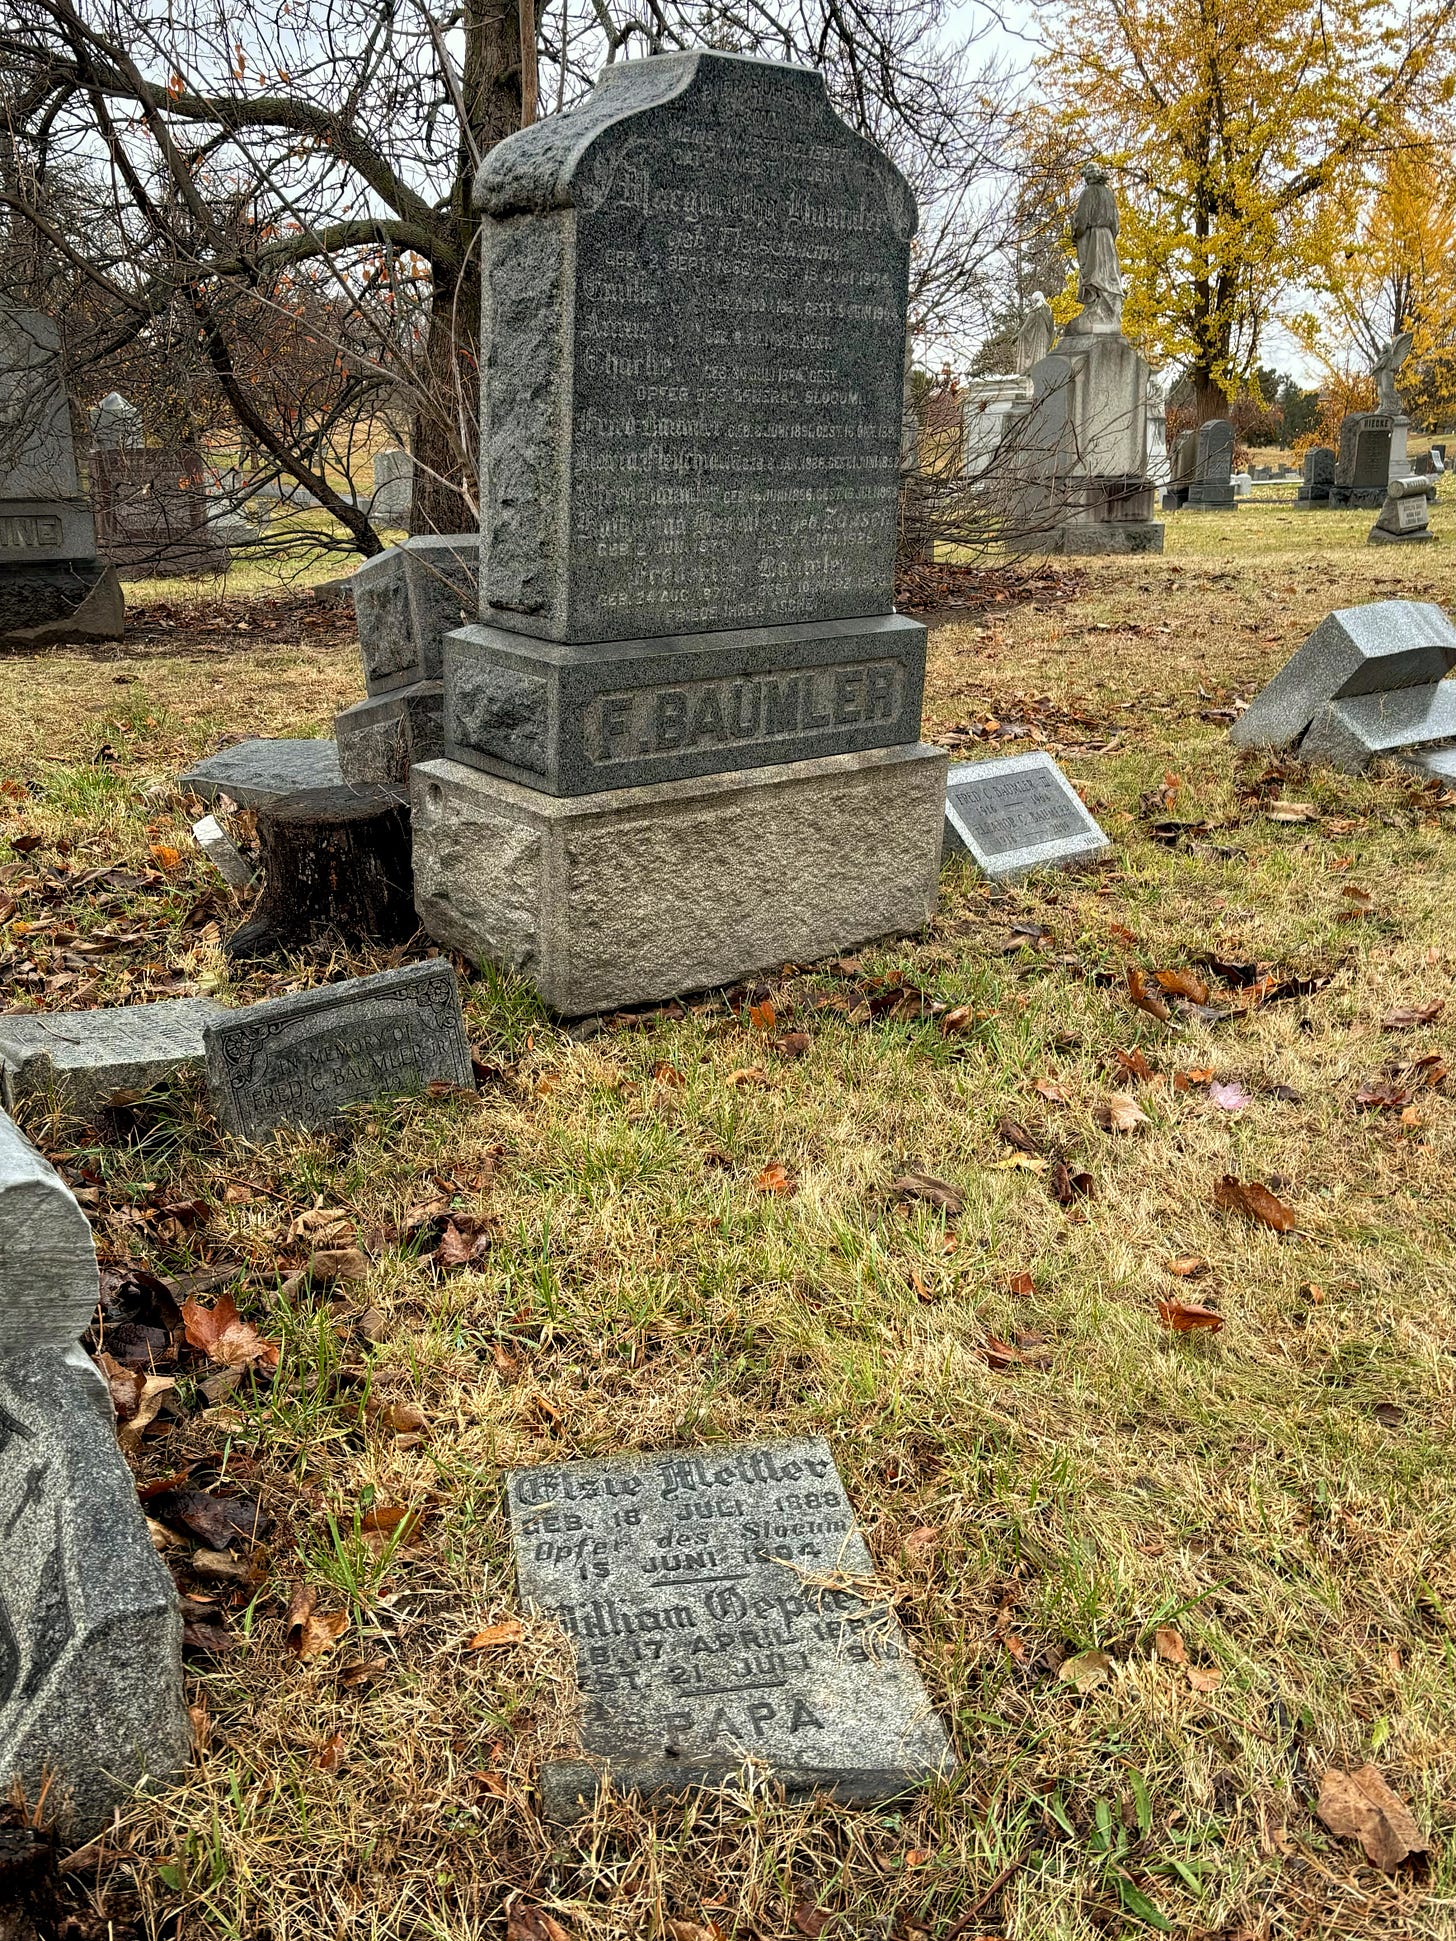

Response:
(1229, 601), (1456, 749)
(335, 681), (443, 790)
(191, 813), (256, 888)
(182, 737), (342, 808)
(352, 535), (478, 695)
(0, 308), (83, 504)
(1333, 412), (1394, 506)
(0, 997), (226, 1116)
(0, 1345), (190, 1837)
(1186, 419), (1234, 509)
(203, 960), (472, 1139)
(1402, 744), (1456, 783)
(0, 499), (98, 563)
(0, 1110), (97, 1355)
(412, 743), (946, 1016)
(507, 1435), (952, 1820)
(943, 751), (1111, 881)
(1301, 681), (1456, 772)
(475, 51), (914, 643)
(443, 613), (928, 794)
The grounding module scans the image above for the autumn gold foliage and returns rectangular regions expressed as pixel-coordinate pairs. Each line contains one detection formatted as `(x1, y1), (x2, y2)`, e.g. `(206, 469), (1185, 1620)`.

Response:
(1036, 0), (1456, 415)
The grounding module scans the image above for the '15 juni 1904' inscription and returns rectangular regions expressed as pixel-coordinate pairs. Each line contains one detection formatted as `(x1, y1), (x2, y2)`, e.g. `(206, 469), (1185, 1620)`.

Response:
(508, 1436), (951, 1819)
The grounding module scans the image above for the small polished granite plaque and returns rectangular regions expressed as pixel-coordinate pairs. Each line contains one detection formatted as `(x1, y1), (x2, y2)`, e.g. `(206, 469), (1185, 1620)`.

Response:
(943, 750), (1110, 880)
(508, 1435), (952, 1820)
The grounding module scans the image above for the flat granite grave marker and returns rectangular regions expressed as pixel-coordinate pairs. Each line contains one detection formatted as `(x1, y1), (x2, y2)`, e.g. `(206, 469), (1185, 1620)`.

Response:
(943, 751), (1111, 880)
(1229, 601), (1456, 749)
(0, 1108), (189, 1836)
(0, 996), (226, 1116)
(204, 959), (471, 1138)
(507, 1435), (952, 1820)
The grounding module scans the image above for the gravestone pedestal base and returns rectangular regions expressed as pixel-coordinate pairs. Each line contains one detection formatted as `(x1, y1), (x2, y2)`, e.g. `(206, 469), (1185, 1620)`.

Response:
(1038, 518), (1163, 555)
(0, 562), (124, 647)
(412, 743), (946, 1016)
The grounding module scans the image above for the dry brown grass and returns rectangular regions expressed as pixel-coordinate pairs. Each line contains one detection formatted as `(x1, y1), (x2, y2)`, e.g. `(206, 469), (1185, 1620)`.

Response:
(4, 505), (1456, 1939)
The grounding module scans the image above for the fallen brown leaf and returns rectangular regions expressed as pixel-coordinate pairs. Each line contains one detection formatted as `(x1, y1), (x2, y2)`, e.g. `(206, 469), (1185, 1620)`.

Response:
(180, 1293), (279, 1370)
(1093, 1091), (1150, 1133)
(1154, 1626), (1187, 1664)
(1186, 1665), (1223, 1693)
(1214, 1176), (1296, 1232)
(1049, 1161), (1094, 1206)
(1154, 967), (1211, 1005)
(1167, 1255), (1207, 1278)
(774, 1030), (812, 1060)
(1032, 1076), (1070, 1103)
(468, 1620), (525, 1650)
(996, 1117), (1041, 1155)
(1114, 1047), (1154, 1082)
(1127, 967), (1172, 1021)
(309, 1245), (368, 1284)
(726, 1065), (768, 1088)
(380, 1399), (427, 1434)
(1058, 1647), (1112, 1693)
(314, 1729), (347, 1773)
(507, 1910), (572, 1941)
(436, 1215), (494, 1269)
(792, 1901), (830, 1938)
(755, 1160), (796, 1195)
(284, 1582), (349, 1662)
(939, 1004), (976, 1037)
(1317, 1764), (1430, 1871)
(1158, 1299), (1223, 1334)
(1007, 1270), (1035, 1297)
(890, 1172), (963, 1215)
(1383, 1001), (1443, 1029)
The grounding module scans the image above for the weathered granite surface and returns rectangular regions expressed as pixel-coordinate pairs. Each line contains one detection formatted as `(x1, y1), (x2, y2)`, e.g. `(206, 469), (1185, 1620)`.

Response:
(1229, 601), (1456, 749)
(351, 536), (477, 695)
(508, 1436), (952, 1819)
(443, 613), (928, 793)
(412, 745), (946, 1016)
(182, 737), (396, 818)
(0, 997), (226, 1116)
(475, 52), (915, 642)
(0, 1345), (190, 1836)
(0, 1111), (97, 1354)
(1402, 744), (1456, 782)
(1332, 413), (1394, 508)
(1186, 420), (1235, 509)
(1299, 680), (1456, 772)
(203, 960), (472, 1139)
(943, 751), (1111, 880)
(335, 681), (443, 791)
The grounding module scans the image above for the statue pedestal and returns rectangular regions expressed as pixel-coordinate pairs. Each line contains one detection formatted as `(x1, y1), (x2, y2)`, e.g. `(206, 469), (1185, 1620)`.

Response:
(1010, 333), (1162, 555)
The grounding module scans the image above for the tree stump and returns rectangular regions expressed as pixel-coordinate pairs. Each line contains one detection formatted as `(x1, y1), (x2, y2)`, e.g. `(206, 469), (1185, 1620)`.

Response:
(180, 738), (418, 960)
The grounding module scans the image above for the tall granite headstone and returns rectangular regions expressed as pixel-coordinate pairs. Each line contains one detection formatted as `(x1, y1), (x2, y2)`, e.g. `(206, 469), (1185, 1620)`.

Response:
(1332, 414), (1394, 508)
(0, 1110), (189, 1835)
(412, 52), (946, 1015)
(0, 308), (123, 646)
(1186, 419), (1235, 509)
(1297, 445), (1335, 506)
(509, 1436), (952, 1819)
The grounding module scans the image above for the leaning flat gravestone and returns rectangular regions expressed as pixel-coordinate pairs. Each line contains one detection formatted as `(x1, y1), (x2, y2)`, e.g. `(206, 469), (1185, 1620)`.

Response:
(0, 997), (226, 1116)
(1229, 601), (1456, 750)
(204, 960), (472, 1138)
(943, 751), (1111, 881)
(508, 1435), (951, 1820)
(0, 1108), (189, 1836)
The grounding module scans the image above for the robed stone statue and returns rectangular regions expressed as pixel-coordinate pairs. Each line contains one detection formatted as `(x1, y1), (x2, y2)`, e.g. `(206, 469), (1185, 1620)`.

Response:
(1016, 292), (1056, 373)
(1371, 331), (1414, 415)
(1067, 163), (1123, 333)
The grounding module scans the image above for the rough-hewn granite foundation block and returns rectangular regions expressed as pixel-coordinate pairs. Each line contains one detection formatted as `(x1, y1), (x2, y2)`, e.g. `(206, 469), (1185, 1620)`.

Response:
(412, 744), (946, 1015)
(335, 681), (444, 789)
(0, 560), (124, 645)
(443, 614), (927, 794)
(351, 536), (478, 696)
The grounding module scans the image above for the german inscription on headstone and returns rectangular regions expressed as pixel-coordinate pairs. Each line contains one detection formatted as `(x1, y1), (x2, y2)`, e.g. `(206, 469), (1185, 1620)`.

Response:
(203, 959), (472, 1138)
(508, 1436), (952, 1820)
(478, 53), (915, 642)
(944, 751), (1111, 880)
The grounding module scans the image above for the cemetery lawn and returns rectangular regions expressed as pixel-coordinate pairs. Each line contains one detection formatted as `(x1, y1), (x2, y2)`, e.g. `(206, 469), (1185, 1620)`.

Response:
(3, 511), (1456, 1938)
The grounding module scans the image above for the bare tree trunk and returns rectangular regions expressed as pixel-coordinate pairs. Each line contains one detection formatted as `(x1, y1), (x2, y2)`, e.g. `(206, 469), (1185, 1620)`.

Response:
(408, 0), (528, 537)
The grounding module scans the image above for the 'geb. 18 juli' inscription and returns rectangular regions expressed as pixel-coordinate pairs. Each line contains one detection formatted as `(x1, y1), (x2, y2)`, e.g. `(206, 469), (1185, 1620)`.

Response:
(508, 1436), (951, 1811)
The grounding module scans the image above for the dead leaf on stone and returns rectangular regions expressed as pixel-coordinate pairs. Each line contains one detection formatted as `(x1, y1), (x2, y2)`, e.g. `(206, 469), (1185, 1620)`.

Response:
(1317, 1765), (1430, 1871)
(1093, 1092), (1150, 1133)
(1214, 1175), (1297, 1232)
(890, 1173), (963, 1216)
(1158, 1298), (1223, 1334)
(1154, 1626), (1187, 1664)
(1058, 1647), (1112, 1693)
(285, 1582), (350, 1662)
(180, 1292), (280, 1370)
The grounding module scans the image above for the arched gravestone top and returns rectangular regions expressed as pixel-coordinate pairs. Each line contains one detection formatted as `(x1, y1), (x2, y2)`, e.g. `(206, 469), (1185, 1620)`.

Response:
(475, 52), (917, 645)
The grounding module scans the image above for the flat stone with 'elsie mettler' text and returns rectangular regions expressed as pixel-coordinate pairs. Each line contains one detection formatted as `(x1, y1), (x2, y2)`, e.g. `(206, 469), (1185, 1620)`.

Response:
(444, 614), (926, 793)
(508, 1435), (952, 1820)
(203, 960), (471, 1139)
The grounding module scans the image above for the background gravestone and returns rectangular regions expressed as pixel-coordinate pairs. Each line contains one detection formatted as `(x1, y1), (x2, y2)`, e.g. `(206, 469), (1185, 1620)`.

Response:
(0, 306), (123, 646)
(0, 1109), (189, 1836)
(203, 959), (472, 1138)
(92, 443), (227, 578)
(413, 51), (947, 1013)
(1332, 413), (1394, 507)
(1186, 419), (1235, 509)
(508, 1436), (952, 1820)
(1297, 446), (1335, 506)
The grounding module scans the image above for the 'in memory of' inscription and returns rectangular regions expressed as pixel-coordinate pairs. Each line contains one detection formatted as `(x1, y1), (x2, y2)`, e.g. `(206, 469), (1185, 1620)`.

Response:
(508, 1436), (951, 1818)
(586, 659), (902, 765)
